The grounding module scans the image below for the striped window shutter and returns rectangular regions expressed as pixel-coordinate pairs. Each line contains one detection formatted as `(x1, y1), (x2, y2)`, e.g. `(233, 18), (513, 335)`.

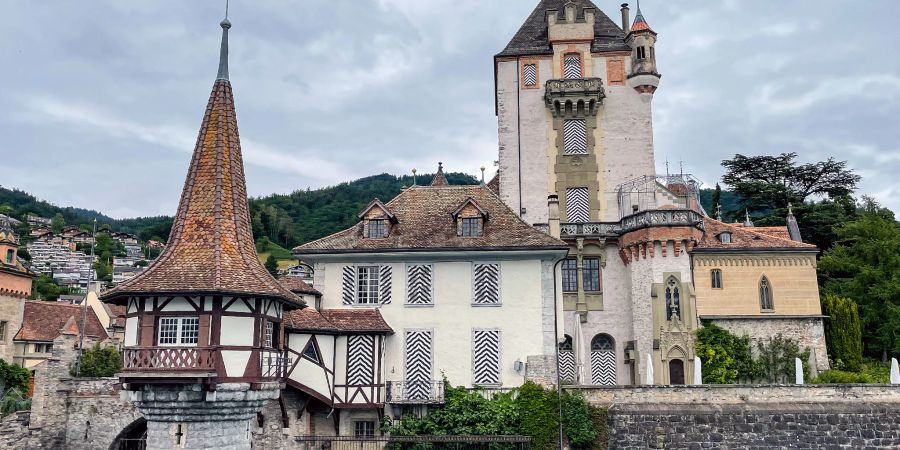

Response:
(563, 119), (588, 155)
(523, 64), (537, 86)
(406, 264), (433, 305)
(559, 350), (576, 382)
(379, 265), (392, 304)
(404, 330), (433, 400)
(590, 350), (616, 386)
(342, 266), (356, 305)
(472, 263), (500, 305)
(564, 54), (581, 79)
(347, 335), (375, 385)
(565, 187), (590, 223)
(472, 329), (501, 385)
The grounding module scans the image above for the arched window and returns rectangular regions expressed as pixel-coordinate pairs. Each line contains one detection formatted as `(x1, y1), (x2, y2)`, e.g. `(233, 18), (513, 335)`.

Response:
(665, 277), (681, 320)
(668, 359), (685, 385)
(759, 276), (774, 310)
(590, 334), (616, 386)
(558, 335), (575, 383)
(711, 269), (723, 289)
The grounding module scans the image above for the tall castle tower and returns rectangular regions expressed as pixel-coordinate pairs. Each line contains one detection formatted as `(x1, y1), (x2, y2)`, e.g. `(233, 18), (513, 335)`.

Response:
(101, 18), (304, 450)
(494, 0), (660, 225)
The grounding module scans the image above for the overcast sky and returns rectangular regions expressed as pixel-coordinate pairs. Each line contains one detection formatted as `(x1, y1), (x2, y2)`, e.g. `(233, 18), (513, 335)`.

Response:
(2, 0), (899, 218)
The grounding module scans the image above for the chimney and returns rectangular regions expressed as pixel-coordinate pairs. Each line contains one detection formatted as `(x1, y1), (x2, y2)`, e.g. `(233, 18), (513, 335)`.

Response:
(621, 3), (630, 33)
(548, 195), (561, 239)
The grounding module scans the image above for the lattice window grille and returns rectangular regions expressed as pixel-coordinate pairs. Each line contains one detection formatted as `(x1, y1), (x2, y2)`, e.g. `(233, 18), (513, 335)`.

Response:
(565, 188), (590, 223)
(523, 63), (537, 86)
(158, 317), (199, 346)
(472, 263), (501, 305)
(472, 329), (501, 385)
(564, 54), (582, 79)
(563, 119), (588, 155)
(561, 259), (578, 292)
(347, 335), (375, 385)
(356, 266), (380, 304)
(406, 264), (433, 305)
(264, 321), (274, 348)
(405, 330), (434, 400)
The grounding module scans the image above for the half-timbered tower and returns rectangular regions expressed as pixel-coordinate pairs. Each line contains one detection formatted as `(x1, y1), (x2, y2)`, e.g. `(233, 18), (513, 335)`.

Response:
(293, 167), (568, 426)
(100, 18), (305, 450)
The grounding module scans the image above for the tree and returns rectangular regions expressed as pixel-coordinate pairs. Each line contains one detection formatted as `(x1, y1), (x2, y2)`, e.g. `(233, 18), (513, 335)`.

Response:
(821, 294), (863, 371)
(515, 381), (560, 450)
(264, 254), (279, 277)
(711, 183), (722, 217)
(818, 198), (900, 360)
(721, 153), (860, 214)
(71, 344), (122, 377)
(50, 213), (65, 233)
(31, 274), (68, 300)
(0, 359), (29, 393)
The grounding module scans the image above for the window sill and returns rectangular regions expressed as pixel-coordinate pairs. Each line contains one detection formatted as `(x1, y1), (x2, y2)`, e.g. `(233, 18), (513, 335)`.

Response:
(470, 303), (502, 307)
(404, 304), (434, 308)
(760, 309), (775, 314)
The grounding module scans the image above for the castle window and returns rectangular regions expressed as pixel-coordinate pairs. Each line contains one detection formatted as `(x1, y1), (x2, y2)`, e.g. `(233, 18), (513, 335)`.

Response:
(366, 219), (387, 238)
(590, 334), (616, 385)
(718, 232), (732, 244)
(523, 63), (537, 86)
(759, 276), (774, 311)
(157, 317), (199, 346)
(583, 258), (601, 292)
(561, 259), (578, 292)
(565, 187), (590, 223)
(558, 335), (576, 383)
(5, 249), (12, 264)
(711, 269), (723, 289)
(0, 321), (7, 340)
(302, 340), (321, 364)
(354, 421), (376, 438)
(636, 46), (646, 60)
(356, 266), (381, 305)
(665, 277), (681, 320)
(461, 218), (482, 237)
(564, 53), (582, 79)
(563, 119), (588, 155)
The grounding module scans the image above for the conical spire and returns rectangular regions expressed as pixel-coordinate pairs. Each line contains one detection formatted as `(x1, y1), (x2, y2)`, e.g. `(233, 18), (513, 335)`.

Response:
(630, 0), (653, 33)
(102, 19), (301, 307)
(430, 162), (448, 186)
(786, 203), (803, 242)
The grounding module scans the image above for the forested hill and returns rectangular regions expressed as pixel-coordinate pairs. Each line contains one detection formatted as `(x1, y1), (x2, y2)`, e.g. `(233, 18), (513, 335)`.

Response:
(0, 172), (478, 250)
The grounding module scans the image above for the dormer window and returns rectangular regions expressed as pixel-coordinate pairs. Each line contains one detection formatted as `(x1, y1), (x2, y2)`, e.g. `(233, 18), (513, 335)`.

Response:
(366, 219), (387, 238)
(718, 232), (732, 244)
(461, 218), (482, 237)
(5, 249), (12, 264)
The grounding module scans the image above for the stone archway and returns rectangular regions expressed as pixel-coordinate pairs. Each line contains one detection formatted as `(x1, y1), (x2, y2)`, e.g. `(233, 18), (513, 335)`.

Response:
(109, 417), (147, 450)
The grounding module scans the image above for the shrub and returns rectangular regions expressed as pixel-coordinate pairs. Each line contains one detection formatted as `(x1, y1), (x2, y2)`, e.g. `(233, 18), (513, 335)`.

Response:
(587, 406), (609, 450)
(754, 334), (811, 383)
(560, 391), (596, 449)
(821, 294), (863, 372)
(0, 359), (30, 394)
(514, 381), (559, 450)
(70, 344), (122, 377)
(812, 370), (873, 384)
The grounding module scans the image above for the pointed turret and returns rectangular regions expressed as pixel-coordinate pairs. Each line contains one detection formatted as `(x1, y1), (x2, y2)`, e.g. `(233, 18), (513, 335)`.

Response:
(626, 1), (660, 94)
(630, 3), (654, 33)
(786, 203), (803, 242)
(101, 19), (301, 307)
(430, 162), (449, 187)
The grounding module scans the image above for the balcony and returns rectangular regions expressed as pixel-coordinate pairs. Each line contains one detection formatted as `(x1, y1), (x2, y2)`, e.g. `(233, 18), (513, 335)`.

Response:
(560, 222), (620, 238)
(618, 209), (705, 234)
(386, 380), (445, 404)
(122, 346), (216, 373)
(260, 349), (291, 378)
(544, 77), (605, 116)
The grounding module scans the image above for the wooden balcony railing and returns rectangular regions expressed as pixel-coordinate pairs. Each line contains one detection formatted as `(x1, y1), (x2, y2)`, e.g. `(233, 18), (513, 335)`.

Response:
(260, 349), (291, 378)
(386, 380), (445, 404)
(122, 346), (217, 372)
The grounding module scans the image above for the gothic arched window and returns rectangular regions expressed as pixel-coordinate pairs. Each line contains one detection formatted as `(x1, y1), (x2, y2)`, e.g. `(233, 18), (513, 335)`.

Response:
(665, 277), (681, 320)
(558, 335), (575, 383)
(590, 334), (616, 386)
(759, 276), (774, 311)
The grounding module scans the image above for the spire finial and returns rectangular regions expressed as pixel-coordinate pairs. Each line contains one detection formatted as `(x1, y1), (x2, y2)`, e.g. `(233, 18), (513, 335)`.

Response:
(744, 209), (754, 227)
(480, 166), (486, 185)
(715, 204), (722, 221)
(412, 168), (417, 186)
(217, 2), (232, 81)
(787, 202), (794, 215)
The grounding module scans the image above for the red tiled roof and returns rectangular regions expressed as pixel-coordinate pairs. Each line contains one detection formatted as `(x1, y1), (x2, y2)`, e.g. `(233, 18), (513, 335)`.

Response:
(487, 172), (500, 195)
(695, 218), (816, 251)
(733, 225), (792, 241)
(100, 79), (302, 308)
(107, 304), (127, 327)
(294, 184), (566, 254)
(278, 277), (321, 296)
(14, 301), (108, 342)
(284, 308), (393, 334)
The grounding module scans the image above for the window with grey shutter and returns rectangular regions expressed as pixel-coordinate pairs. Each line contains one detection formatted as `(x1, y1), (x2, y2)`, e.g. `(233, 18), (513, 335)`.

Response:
(472, 329), (501, 385)
(564, 53), (581, 79)
(523, 63), (537, 86)
(406, 264), (433, 305)
(563, 119), (588, 155)
(347, 335), (375, 385)
(472, 263), (500, 305)
(565, 187), (590, 223)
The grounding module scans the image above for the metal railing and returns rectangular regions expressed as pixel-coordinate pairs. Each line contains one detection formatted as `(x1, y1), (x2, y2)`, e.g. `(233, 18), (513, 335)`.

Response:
(294, 435), (530, 450)
(122, 347), (216, 372)
(386, 380), (445, 404)
(260, 349), (291, 378)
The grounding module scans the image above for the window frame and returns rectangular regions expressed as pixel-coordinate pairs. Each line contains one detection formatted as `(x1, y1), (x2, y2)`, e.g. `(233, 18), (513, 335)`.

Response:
(0, 320), (6, 340)
(759, 276), (774, 311)
(461, 217), (483, 237)
(5, 249), (13, 264)
(563, 53), (582, 79)
(471, 262), (502, 306)
(718, 232), (732, 244)
(157, 316), (200, 347)
(582, 257), (601, 292)
(264, 321), (275, 348)
(522, 63), (538, 87)
(563, 118), (588, 155)
(356, 266), (381, 305)
(354, 420), (377, 438)
(366, 219), (387, 239)
(561, 259), (578, 293)
(711, 269), (723, 289)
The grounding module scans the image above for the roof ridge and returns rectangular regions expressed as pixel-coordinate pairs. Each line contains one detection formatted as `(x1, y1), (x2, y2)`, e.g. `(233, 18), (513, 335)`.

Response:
(706, 218), (815, 248)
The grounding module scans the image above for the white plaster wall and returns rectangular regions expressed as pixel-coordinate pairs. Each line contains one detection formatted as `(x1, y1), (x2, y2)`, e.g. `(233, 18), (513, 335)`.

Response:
(220, 316), (255, 346)
(124, 317), (138, 347)
(497, 58), (554, 226)
(317, 259), (548, 388)
(220, 350), (251, 377)
(160, 297), (198, 312)
(225, 297), (255, 314)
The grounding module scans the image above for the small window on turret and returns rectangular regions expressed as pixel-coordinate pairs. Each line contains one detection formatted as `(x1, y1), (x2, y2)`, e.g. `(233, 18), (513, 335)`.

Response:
(636, 47), (646, 60)
(5, 249), (12, 264)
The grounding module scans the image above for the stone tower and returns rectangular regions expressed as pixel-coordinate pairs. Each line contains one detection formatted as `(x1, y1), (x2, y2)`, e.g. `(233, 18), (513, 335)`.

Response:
(494, 0), (660, 226)
(100, 18), (305, 450)
(0, 219), (32, 363)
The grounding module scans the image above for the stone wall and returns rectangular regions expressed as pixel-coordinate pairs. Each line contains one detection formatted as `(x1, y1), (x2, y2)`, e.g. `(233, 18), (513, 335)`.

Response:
(576, 385), (900, 450)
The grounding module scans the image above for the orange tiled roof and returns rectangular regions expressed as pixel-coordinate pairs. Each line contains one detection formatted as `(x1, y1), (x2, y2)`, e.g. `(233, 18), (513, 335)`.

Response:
(278, 277), (321, 296)
(14, 301), (108, 342)
(294, 184), (566, 254)
(100, 79), (302, 308)
(284, 308), (393, 334)
(695, 218), (816, 251)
